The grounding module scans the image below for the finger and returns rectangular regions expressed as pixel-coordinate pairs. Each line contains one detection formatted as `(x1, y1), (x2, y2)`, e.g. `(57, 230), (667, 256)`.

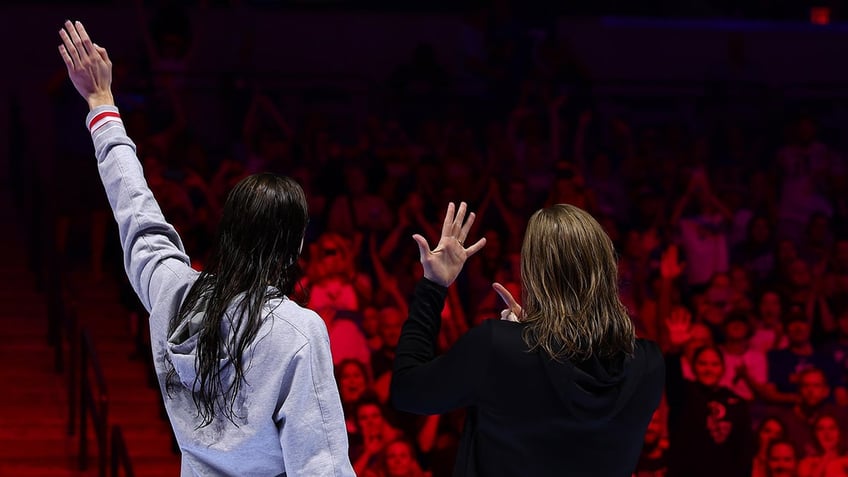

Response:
(59, 28), (80, 67)
(94, 44), (111, 66)
(412, 234), (431, 260)
(458, 211), (476, 243)
(464, 237), (486, 258)
(440, 202), (455, 238)
(500, 309), (519, 322)
(65, 20), (88, 62)
(74, 21), (95, 58)
(493, 282), (520, 312)
(452, 202), (468, 236)
(58, 45), (74, 70)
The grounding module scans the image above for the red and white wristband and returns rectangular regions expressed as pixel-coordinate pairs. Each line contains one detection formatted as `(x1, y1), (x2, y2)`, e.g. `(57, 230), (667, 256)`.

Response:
(88, 110), (122, 134)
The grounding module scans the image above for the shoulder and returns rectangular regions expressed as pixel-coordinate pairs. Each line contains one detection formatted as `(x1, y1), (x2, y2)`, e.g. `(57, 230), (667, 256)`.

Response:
(825, 457), (848, 474)
(266, 298), (330, 346)
(798, 457), (818, 473)
(634, 339), (665, 371)
(720, 387), (747, 407)
(465, 318), (503, 343)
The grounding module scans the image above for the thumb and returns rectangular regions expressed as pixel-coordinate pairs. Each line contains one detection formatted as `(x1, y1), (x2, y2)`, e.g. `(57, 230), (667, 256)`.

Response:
(412, 234), (431, 260)
(492, 282), (521, 314)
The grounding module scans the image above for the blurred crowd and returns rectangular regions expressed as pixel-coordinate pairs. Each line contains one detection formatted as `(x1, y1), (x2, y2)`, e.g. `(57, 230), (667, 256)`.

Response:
(47, 2), (848, 477)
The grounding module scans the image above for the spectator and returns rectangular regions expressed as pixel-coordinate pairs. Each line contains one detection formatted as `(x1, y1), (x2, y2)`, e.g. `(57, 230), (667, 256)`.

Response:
(764, 311), (842, 405)
(767, 439), (801, 477)
(670, 167), (733, 292)
(799, 213), (834, 268)
(351, 398), (404, 477)
(364, 439), (431, 477)
(751, 290), (788, 353)
(775, 115), (834, 245)
(664, 306), (715, 382)
(776, 368), (848, 458)
(326, 164), (393, 237)
(634, 407), (670, 477)
(336, 359), (376, 435)
(753, 417), (788, 477)
(666, 345), (753, 477)
(797, 413), (846, 476)
(823, 239), (848, 301)
(371, 309), (404, 371)
(821, 305), (848, 406)
(731, 214), (777, 283)
(720, 309), (767, 402)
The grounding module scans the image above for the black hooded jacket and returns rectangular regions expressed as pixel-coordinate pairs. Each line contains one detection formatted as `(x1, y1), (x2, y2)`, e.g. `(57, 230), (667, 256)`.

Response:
(392, 279), (666, 477)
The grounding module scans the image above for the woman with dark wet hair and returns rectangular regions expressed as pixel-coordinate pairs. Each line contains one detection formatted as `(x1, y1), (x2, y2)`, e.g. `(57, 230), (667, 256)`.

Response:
(58, 20), (354, 476)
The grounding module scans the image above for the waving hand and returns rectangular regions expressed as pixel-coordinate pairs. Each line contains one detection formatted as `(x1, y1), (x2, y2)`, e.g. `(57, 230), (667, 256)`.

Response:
(413, 202), (486, 287)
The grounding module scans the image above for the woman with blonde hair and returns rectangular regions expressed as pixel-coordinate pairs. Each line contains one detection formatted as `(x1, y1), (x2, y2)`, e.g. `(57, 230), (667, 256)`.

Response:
(392, 202), (665, 476)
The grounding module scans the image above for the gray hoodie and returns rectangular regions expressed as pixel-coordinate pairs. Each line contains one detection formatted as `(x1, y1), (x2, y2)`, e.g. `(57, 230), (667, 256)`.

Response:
(88, 105), (355, 476)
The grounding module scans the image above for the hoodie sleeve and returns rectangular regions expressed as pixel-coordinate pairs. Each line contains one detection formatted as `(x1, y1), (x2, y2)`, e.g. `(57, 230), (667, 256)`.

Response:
(87, 106), (193, 312)
(275, 320), (355, 477)
(391, 278), (491, 415)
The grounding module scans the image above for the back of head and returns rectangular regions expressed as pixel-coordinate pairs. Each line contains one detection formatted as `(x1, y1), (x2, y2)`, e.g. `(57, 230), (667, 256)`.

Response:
(215, 173), (308, 292)
(172, 173), (308, 426)
(520, 204), (634, 361)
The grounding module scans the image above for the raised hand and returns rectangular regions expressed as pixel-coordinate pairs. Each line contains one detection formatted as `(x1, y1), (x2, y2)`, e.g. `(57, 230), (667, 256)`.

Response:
(665, 306), (693, 347)
(58, 20), (114, 109)
(412, 202), (486, 287)
(493, 282), (522, 322)
(660, 244), (686, 280)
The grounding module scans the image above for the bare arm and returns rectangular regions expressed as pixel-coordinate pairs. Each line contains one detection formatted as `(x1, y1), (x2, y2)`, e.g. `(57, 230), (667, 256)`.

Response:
(369, 234), (408, 316)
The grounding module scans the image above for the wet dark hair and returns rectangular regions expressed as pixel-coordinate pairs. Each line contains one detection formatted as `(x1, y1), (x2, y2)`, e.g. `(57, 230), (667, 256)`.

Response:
(167, 173), (308, 427)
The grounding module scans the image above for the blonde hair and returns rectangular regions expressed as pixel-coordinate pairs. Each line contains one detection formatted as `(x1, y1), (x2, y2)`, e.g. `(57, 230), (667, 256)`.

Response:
(520, 204), (634, 361)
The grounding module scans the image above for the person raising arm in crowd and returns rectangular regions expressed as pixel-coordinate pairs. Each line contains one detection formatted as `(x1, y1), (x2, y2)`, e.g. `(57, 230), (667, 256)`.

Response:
(58, 20), (354, 476)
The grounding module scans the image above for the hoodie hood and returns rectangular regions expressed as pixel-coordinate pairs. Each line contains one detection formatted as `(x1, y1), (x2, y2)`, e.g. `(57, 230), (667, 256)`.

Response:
(167, 310), (209, 389)
(167, 292), (284, 390)
(541, 345), (649, 422)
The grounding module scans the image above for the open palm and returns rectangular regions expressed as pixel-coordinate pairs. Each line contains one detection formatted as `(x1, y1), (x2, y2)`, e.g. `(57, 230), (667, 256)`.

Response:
(413, 202), (486, 287)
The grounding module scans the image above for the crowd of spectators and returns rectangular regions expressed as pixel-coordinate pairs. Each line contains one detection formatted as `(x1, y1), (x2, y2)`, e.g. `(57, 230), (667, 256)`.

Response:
(48, 2), (848, 476)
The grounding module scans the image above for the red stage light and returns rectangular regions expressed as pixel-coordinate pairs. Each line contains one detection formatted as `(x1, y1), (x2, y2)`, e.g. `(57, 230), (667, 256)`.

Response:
(811, 6), (831, 25)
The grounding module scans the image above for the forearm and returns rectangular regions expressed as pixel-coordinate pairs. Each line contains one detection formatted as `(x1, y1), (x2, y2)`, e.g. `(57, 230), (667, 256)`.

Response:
(390, 279), (484, 414)
(417, 414), (440, 453)
(394, 279), (447, 375)
(88, 105), (190, 310)
(758, 383), (798, 405)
